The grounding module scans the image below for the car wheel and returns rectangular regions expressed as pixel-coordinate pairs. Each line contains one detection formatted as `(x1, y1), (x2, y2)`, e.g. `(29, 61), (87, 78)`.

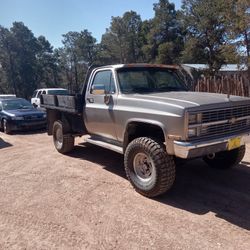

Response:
(124, 137), (176, 197)
(2, 119), (11, 134)
(52, 120), (74, 154)
(203, 145), (245, 169)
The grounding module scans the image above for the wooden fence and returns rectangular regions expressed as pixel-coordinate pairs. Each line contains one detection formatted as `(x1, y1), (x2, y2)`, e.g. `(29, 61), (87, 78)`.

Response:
(194, 74), (250, 97)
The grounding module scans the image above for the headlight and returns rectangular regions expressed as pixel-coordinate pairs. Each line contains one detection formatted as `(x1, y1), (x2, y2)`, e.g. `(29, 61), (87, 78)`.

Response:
(188, 113), (202, 125)
(43, 114), (47, 118)
(187, 113), (202, 139)
(12, 116), (24, 120)
(188, 114), (197, 124)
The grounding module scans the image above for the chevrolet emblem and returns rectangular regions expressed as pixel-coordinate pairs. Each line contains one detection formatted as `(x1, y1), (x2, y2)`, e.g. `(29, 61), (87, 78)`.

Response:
(230, 117), (237, 124)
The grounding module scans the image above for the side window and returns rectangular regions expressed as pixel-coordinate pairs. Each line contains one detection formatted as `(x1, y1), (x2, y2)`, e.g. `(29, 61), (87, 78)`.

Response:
(0, 102), (2, 111)
(90, 70), (116, 95)
(37, 91), (42, 98)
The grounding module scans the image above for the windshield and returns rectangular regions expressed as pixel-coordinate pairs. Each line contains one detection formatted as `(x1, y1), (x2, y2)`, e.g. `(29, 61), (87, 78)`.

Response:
(47, 89), (69, 95)
(2, 99), (33, 110)
(117, 68), (187, 94)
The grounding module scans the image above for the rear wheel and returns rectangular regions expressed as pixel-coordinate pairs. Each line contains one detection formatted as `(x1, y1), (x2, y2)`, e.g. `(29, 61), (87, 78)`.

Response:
(2, 119), (11, 134)
(203, 145), (245, 169)
(52, 120), (74, 154)
(124, 137), (176, 197)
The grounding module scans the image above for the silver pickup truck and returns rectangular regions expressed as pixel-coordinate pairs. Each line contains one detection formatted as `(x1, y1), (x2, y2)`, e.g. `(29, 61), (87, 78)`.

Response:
(41, 64), (250, 197)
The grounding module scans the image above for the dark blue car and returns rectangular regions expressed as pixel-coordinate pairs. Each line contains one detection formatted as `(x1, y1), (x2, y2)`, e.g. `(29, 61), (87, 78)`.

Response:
(0, 97), (46, 134)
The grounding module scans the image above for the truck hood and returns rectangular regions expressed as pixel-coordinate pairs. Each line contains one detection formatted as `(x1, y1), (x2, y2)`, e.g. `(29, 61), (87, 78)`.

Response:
(130, 91), (250, 110)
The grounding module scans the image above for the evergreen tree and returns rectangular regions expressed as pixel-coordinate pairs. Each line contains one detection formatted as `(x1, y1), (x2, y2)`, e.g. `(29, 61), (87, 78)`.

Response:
(142, 0), (184, 64)
(180, 0), (243, 73)
(0, 22), (59, 97)
(100, 11), (143, 63)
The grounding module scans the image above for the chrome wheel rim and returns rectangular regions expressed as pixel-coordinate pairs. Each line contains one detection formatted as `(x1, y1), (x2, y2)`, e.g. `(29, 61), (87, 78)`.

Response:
(3, 121), (7, 132)
(3, 120), (7, 133)
(133, 152), (155, 182)
(55, 127), (63, 147)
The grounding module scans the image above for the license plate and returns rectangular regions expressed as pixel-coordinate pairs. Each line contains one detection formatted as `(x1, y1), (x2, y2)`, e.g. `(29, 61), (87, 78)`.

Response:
(228, 137), (241, 150)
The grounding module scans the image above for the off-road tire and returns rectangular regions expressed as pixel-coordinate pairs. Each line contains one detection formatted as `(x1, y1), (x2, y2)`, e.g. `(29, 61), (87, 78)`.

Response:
(124, 137), (176, 197)
(203, 145), (245, 169)
(2, 119), (11, 134)
(52, 120), (74, 154)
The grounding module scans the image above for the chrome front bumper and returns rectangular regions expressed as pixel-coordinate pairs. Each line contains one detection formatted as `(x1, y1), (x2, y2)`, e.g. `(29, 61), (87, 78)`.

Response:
(173, 133), (250, 159)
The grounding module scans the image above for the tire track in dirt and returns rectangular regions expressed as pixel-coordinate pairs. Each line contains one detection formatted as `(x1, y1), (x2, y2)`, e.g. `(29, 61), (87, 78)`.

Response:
(0, 209), (92, 249)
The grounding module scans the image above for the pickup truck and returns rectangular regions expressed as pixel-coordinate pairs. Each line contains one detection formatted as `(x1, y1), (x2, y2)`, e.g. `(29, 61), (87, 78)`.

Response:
(41, 64), (250, 197)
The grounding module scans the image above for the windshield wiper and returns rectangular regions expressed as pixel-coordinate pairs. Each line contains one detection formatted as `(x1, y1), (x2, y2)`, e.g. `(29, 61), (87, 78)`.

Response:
(157, 86), (185, 92)
(131, 87), (155, 93)
(18, 106), (31, 109)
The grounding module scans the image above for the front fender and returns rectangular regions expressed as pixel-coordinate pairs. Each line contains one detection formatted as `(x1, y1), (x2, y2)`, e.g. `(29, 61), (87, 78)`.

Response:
(123, 118), (168, 152)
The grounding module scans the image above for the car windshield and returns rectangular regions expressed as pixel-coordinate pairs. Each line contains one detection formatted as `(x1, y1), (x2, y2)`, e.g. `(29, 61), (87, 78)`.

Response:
(47, 89), (69, 95)
(2, 99), (33, 110)
(117, 68), (187, 94)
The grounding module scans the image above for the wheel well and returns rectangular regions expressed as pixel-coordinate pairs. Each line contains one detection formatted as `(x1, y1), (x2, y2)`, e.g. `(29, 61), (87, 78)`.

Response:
(47, 110), (85, 135)
(47, 110), (61, 135)
(124, 122), (165, 150)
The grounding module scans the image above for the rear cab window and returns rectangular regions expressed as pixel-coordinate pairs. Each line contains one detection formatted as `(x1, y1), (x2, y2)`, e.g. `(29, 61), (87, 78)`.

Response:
(47, 90), (69, 95)
(37, 91), (42, 98)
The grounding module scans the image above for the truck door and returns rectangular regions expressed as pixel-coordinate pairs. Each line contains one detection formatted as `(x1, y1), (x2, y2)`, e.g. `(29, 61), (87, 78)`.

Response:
(84, 69), (117, 140)
(34, 90), (42, 107)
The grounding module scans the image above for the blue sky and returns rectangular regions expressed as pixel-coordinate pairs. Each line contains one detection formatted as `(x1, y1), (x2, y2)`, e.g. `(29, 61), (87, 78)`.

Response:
(0, 0), (182, 48)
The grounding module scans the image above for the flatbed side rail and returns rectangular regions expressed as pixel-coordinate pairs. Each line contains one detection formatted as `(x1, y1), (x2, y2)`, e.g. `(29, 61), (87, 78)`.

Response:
(40, 94), (83, 114)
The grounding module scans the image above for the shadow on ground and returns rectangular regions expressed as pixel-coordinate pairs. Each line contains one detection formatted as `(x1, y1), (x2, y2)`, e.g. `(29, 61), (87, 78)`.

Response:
(68, 143), (126, 178)
(68, 143), (250, 231)
(156, 159), (250, 231)
(0, 137), (12, 149)
(12, 128), (46, 135)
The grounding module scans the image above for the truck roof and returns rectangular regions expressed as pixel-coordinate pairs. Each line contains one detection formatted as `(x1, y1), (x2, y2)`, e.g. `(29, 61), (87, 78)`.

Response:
(95, 63), (180, 70)
(34, 88), (67, 91)
(0, 94), (16, 99)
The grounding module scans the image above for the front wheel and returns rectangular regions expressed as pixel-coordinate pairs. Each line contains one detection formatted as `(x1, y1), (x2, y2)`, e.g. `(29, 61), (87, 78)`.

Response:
(52, 120), (74, 154)
(203, 145), (245, 169)
(2, 119), (11, 134)
(124, 137), (176, 197)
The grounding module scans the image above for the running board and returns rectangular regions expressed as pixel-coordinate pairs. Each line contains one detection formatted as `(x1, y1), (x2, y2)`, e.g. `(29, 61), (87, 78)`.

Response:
(85, 137), (123, 154)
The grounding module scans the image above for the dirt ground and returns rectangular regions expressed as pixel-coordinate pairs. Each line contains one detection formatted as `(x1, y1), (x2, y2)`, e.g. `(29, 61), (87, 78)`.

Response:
(0, 131), (249, 250)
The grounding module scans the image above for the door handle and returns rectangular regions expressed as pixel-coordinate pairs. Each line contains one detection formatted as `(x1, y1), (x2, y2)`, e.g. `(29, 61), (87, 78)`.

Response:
(87, 98), (94, 103)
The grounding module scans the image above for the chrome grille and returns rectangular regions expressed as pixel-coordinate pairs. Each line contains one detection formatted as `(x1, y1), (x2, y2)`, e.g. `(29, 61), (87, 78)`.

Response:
(200, 120), (249, 138)
(24, 115), (41, 120)
(202, 105), (250, 123)
(188, 104), (250, 140)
